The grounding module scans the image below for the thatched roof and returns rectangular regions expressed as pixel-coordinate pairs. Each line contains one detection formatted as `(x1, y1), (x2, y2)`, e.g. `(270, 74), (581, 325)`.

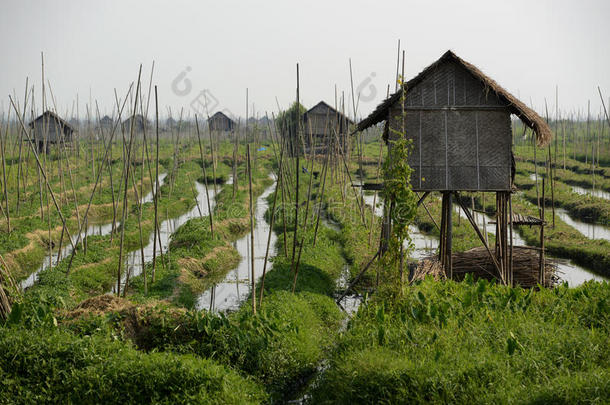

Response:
(303, 101), (354, 125)
(357, 50), (552, 146)
(209, 111), (235, 124)
(122, 114), (147, 125)
(28, 110), (75, 132)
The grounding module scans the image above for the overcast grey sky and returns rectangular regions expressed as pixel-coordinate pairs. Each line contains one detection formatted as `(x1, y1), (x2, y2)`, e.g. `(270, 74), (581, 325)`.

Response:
(1, 0), (609, 121)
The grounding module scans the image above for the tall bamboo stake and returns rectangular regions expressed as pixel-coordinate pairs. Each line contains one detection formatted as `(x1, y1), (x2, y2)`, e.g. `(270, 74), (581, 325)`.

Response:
(195, 115), (214, 237)
(0, 117), (10, 233)
(247, 144), (256, 314)
(258, 141), (284, 307)
(291, 64), (301, 272)
(117, 67), (142, 296)
(9, 97), (76, 251)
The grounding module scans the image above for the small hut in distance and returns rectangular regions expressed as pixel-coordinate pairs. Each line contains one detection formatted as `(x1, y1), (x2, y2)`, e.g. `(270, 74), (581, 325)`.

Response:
(98, 115), (113, 131)
(208, 111), (236, 132)
(300, 101), (353, 156)
(165, 117), (177, 131)
(121, 114), (148, 133)
(28, 110), (76, 153)
(357, 50), (553, 288)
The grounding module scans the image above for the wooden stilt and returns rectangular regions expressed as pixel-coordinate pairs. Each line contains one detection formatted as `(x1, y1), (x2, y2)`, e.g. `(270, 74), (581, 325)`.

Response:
(539, 179), (546, 286)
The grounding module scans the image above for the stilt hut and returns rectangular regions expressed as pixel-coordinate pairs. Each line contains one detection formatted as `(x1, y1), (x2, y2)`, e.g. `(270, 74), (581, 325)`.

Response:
(356, 50), (552, 287)
(165, 117), (177, 131)
(207, 111), (235, 132)
(302, 101), (353, 156)
(121, 114), (148, 133)
(28, 111), (76, 153)
(98, 115), (113, 131)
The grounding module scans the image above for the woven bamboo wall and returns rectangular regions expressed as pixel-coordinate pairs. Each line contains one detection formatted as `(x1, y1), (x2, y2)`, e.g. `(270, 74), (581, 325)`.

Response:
(301, 103), (350, 154)
(388, 60), (512, 191)
(208, 114), (234, 132)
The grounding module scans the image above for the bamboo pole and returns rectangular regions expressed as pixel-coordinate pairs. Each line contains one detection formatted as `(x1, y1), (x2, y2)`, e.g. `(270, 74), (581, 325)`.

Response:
(312, 135), (331, 247)
(151, 86), (161, 283)
(15, 78), (29, 217)
(63, 84), (133, 275)
(291, 64), (301, 272)
(247, 144), (256, 314)
(9, 97), (76, 250)
(0, 116), (10, 233)
(539, 178), (546, 286)
(258, 141), (284, 307)
(195, 115), (214, 237)
(117, 68), (142, 296)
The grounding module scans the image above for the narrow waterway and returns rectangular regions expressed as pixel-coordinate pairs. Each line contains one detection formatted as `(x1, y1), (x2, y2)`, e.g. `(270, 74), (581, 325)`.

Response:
(556, 208), (610, 241)
(112, 177), (226, 293)
(362, 193), (440, 259)
(21, 173), (168, 289)
(571, 185), (610, 200)
(196, 181), (277, 312)
(527, 173), (610, 241)
(529, 173), (610, 200)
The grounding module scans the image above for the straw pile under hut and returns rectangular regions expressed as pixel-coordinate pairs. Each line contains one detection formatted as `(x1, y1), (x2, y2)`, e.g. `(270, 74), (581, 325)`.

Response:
(412, 246), (557, 288)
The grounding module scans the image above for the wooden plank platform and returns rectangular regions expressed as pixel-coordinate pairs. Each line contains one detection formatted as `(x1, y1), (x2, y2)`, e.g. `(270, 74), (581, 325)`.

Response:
(490, 213), (544, 226)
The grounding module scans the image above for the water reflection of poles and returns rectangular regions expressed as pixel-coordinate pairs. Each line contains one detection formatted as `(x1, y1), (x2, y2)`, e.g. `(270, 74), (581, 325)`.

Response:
(233, 240), (240, 306)
(209, 284), (215, 312)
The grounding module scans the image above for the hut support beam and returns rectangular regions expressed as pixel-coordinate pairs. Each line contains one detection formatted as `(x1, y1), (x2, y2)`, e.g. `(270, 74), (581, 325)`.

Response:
(439, 192), (453, 279)
(416, 191), (430, 207)
(455, 192), (503, 280)
(495, 192), (510, 285)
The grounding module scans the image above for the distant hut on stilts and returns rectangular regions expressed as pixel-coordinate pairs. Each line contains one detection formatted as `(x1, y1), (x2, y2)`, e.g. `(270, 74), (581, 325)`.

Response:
(356, 50), (554, 288)
(207, 111), (236, 132)
(121, 114), (148, 133)
(28, 110), (76, 153)
(165, 116), (177, 132)
(98, 115), (113, 131)
(301, 101), (353, 156)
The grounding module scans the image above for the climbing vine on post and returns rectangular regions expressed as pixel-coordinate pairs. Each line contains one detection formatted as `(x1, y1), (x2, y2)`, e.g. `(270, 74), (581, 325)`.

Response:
(381, 76), (418, 278)
(382, 137), (417, 260)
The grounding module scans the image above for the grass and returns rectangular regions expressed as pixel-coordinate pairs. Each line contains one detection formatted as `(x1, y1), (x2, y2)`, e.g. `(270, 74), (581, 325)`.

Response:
(23, 158), (211, 303)
(0, 325), (266, 404)
(515, 162), (610, 226)
(127, 156), (273, 308)
(3, 135), (610, 404)
(311, 277), (610, 404)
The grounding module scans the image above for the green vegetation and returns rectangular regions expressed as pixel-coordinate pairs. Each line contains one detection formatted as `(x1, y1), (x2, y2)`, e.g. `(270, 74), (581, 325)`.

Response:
(129, 158), (273, 308)
(0, 325), (266, 403)
(516, 162), (610, 226)
(462, 189), (610, 278)
(1, 127), (609, 403)
(312, 277), (610, 403)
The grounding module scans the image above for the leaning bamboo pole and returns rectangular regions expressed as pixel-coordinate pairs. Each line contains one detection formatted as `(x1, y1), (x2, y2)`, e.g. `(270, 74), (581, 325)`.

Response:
(64, 84), (133, 275)
(117, 67), (142, 296)
(291, 64), (301, 272)
(151, 86), (160, 284)
(247, 144), (256, 314)
(15, 78), (29, 217)
(258, 132), (285, 308)
(0, 118), (10, 233)
(312, 133), (331, 247)
(9, 97), (76, 251)
(195, 115), (214, 237)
